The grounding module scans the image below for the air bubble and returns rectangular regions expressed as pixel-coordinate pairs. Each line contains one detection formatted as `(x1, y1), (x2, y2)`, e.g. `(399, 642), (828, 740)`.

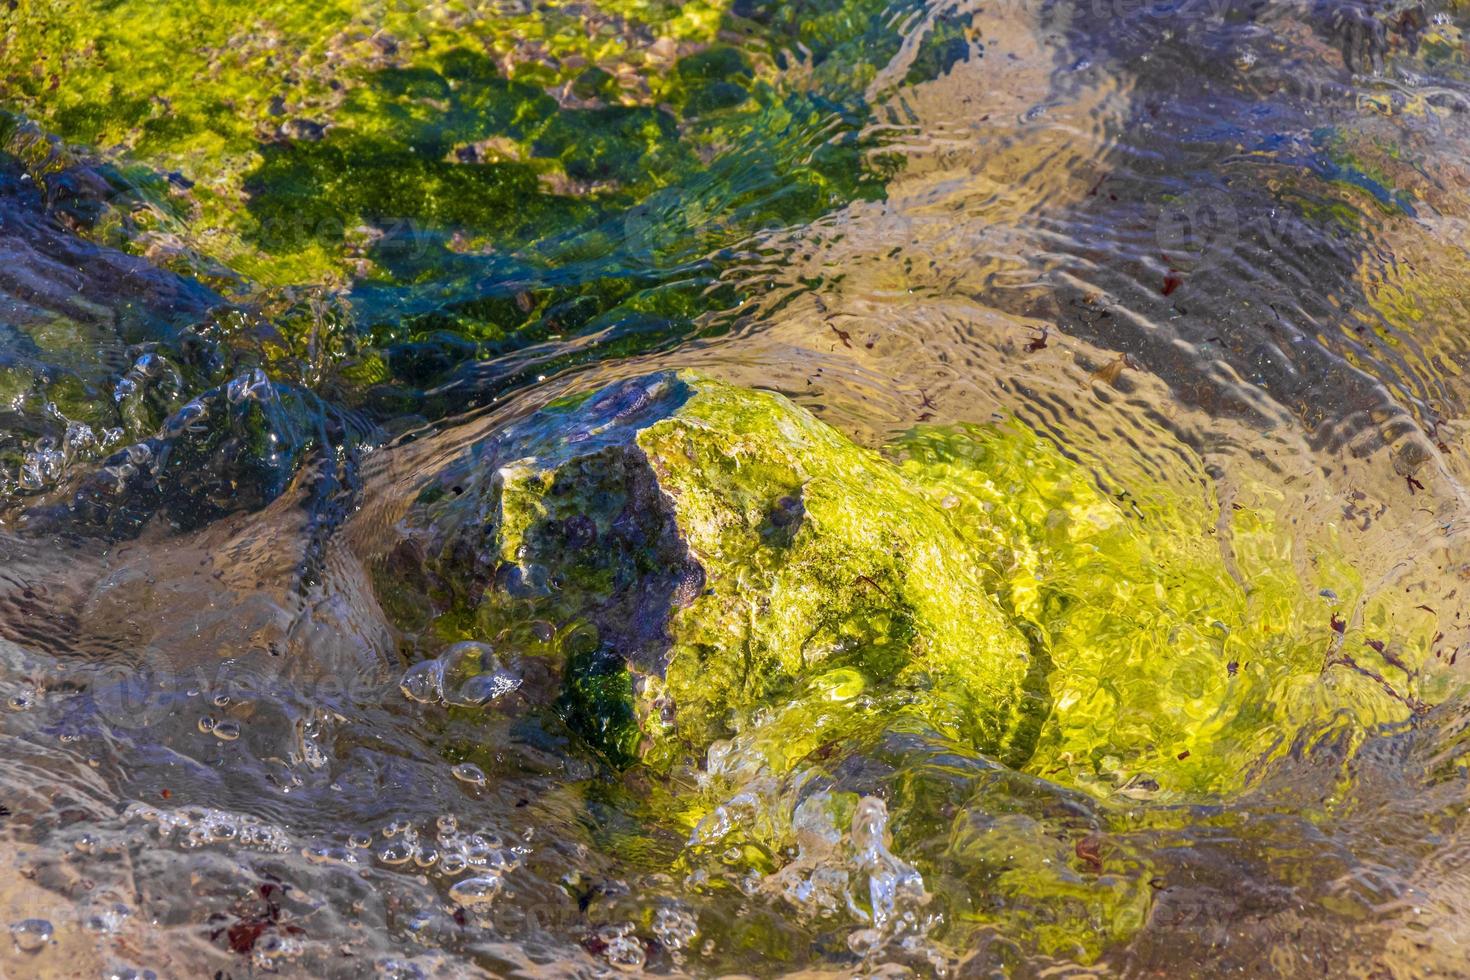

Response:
(212, 720), (241, 741)
(377, 839), (414, 865)
(9, 918), (52, 952)
(83, 904), (131, 934)
(453, 670), (522, 706)
(465, 843), (508, 871)
(400, 643), (523, 709)
(448, 875), (502, 907)
(399, 659), (446, 704)
(376, 957), (427, 979)
(303, 843), (359, 866)
(451, 763), (486, 787)
(251, 932), (304, 971)
(652, 906), (699, 950)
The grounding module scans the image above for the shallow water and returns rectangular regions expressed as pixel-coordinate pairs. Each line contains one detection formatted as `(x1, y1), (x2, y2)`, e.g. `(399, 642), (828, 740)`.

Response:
(2, 0), (1470, 974)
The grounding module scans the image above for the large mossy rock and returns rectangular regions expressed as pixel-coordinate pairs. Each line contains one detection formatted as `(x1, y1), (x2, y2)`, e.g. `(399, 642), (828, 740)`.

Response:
(383, 371), (1045, 767)
(383, 370), (1437, 797)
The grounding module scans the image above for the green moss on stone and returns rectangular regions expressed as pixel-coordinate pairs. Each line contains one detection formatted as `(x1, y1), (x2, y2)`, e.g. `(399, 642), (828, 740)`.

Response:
(389, 371), (1433, 801)
(896, 421), (1432, 798)
(392, 371), (1040, 767)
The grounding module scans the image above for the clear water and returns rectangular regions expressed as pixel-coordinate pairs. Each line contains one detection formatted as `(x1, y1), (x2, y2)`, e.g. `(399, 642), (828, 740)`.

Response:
(2, 0), (1470, 974)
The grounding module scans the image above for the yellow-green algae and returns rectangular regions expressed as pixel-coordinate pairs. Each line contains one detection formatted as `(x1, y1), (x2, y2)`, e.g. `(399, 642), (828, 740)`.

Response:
(379, 370), (1444, 960)
(897, 421), (1436, 800)
(388, 371), (1042, 768)
(387, 371), (1434, 794)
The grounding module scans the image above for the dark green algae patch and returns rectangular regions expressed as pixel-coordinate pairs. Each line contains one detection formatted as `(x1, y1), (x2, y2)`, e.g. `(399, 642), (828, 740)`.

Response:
(382, 371), (1441, 800)
(0, 0), (969, 516)
(0, 0), (953, 427)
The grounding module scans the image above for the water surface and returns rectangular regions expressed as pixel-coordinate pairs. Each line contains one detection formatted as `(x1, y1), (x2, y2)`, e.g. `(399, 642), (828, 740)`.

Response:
(2, 0), (1470, 974)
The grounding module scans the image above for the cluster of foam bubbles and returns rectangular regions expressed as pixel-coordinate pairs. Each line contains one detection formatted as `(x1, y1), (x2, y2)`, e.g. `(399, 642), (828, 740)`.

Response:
(650, 905), (700, 961)
(125, 803), (295, 853)
(371, 813), (528, 897)
(690, 760), (937, 962)
(80, 900), (131, 935)
(17, 420), (121, 491)
(248, 932), (306, 972)
(590, 921), (649, 972)
(399, 642), (522, 709)
(123, 798), (529, 924)
(373, 960), (420, 979)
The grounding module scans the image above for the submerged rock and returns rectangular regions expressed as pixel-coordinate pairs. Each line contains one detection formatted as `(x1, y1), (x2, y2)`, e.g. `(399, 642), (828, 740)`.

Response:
(384, 370), (1438, 797)
(383, 371), (1043, 767)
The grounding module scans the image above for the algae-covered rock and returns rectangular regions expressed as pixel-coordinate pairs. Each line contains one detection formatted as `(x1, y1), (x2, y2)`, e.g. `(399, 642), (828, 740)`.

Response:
(386, 370), (1435, 800)
(896, 421), (1435, 799)
(383, 371), (1043, 766)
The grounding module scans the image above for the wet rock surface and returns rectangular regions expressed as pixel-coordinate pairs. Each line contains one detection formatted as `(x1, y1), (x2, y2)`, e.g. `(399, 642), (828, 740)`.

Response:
(1, 0), (1470, 971)
(381, 371), (1437, 802)
(383, 371), (1041, 767)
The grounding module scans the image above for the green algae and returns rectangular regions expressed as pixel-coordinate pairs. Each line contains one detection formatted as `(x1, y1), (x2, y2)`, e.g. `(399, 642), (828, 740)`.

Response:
(390, 372), (1430, 965)
(0, 0), (919, 504)
(0, 0), (926, 427)
(376, 373), (1440, 956)
(392, 371), (1041, 767)
(3, 2), (1457, 962)
(388, 371), (1434, 803)
(0, 0), (889, 285)
(0, 0), (988, 514)
(897, 421), (1433, 799)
